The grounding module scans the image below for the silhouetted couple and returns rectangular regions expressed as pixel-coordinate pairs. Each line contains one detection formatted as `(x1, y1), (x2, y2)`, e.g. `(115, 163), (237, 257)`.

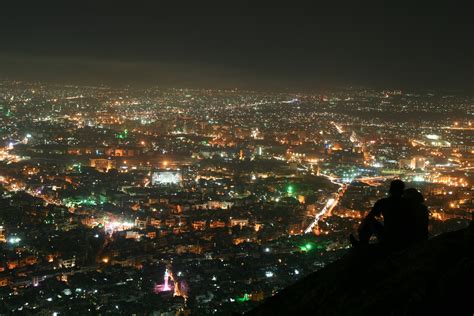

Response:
(350, 180), (429, 251)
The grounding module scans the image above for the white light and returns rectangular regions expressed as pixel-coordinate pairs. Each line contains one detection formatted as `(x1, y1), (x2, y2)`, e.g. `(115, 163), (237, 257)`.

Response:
(265, 271), (274, 278)
(294, 269), (300, 275)
(413, 176), (424, 182)
(151, 171), (181, 185)
(425, 134), (440, 140)
(264, 247), (270, 253)
(8, 237), (21, 244)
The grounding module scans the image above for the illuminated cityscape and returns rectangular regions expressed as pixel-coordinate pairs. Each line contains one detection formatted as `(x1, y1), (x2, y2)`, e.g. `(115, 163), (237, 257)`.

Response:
(0, 2), (472, 315)
(0, 81), (471, 314)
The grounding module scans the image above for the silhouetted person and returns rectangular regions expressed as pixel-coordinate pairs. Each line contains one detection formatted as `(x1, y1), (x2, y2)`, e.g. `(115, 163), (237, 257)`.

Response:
(350, 179), (411, 250)
(404, 188), (429, 243)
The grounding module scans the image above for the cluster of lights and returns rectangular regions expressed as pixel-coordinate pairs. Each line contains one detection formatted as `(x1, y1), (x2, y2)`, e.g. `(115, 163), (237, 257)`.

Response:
(8, 236), (21, 244)
(104, 221), (134, 233)
(299, 242), (314, 252)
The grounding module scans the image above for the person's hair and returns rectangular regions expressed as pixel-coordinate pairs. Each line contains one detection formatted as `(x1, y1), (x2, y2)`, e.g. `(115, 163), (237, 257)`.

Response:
(389, 179), (405, 196)
(404, 188), (424, 203)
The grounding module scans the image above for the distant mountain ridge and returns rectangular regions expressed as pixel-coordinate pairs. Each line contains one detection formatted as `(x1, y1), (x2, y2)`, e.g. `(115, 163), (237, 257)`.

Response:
(249, 222), (474, 315)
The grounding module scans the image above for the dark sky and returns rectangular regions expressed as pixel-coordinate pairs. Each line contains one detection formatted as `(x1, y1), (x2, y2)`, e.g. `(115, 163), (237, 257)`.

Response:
(0, 1), (472, 91)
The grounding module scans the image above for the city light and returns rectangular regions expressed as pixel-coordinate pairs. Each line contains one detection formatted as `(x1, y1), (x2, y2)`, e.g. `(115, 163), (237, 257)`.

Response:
(236, 294), (250, 302)
(8, 237), (21, 244)
(299, 243), (314, 252)
(0, 46), (470, 314)
(286, 185), (294, 194)
(265, 271), (274, 278)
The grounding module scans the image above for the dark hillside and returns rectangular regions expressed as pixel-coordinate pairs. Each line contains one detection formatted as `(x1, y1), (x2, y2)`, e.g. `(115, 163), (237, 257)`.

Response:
(249, 222), (474, 316)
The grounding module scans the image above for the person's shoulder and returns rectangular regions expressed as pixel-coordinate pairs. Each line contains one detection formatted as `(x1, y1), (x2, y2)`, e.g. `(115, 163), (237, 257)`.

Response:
(419, 204), (429, 214)
(373, 197), (391, 208)
(376, 197), (392, 204)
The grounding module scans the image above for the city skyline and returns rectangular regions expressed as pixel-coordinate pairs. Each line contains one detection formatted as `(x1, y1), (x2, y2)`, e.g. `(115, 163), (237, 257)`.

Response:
(0, 80), (471, 314)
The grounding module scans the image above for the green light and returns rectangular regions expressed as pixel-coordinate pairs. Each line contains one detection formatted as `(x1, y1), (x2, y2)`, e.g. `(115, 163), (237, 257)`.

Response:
(236, 293), (250, 302)
(300, 242), (314, 252)
(72, 163), (82, 172)
(116, 129), (128, 139)
(286, 185), (294, 194)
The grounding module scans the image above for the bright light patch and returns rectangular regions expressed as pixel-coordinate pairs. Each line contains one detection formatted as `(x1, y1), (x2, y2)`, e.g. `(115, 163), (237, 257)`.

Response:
(286, 185), (294, 194)
(425, 134), (440, 140)
(8, 237), (21, 244)
(413, 175), (425, 182)
(300, 242), (315, 252)
(236, 293), (250, 302)
(152, 171), (182, 185)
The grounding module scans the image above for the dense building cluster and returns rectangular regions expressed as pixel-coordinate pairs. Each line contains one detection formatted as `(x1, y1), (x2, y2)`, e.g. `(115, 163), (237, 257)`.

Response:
(0, 80), (472, 314)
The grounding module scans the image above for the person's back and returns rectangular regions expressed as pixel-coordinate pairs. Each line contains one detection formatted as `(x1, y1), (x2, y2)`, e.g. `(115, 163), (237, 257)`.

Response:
(372, 195), (410, 249)
(404, 188), (429, 243)
(353, 179), (411, 250)
(412, 203), (429, 242)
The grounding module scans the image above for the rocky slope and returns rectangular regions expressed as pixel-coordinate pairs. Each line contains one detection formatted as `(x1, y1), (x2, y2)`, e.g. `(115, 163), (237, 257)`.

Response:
(249, 222), (474, 315)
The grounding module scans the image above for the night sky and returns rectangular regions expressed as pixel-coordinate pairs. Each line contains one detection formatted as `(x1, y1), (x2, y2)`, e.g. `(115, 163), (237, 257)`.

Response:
(0, 1), (472, 91)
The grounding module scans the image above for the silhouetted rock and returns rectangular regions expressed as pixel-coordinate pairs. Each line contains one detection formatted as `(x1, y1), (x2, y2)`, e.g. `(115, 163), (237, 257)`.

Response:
(249, 222), (474, 316)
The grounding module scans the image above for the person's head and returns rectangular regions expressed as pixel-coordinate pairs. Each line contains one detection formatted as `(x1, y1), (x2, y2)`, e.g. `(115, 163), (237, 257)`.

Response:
(404, 188), (424, 204)
(389, 179), (405, 197)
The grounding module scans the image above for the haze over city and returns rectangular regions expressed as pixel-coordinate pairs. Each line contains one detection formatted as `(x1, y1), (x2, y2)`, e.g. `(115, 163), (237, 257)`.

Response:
(1, 2), (473, 90)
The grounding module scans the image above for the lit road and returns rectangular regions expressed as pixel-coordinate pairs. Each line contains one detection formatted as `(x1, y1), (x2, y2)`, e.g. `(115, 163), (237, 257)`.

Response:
(332, 121), (345, 134)
(26, 189), (63, 206)
(305, 184), (347, 234)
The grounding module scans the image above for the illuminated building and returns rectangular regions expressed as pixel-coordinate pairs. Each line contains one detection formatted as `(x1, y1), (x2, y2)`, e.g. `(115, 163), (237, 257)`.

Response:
(410, 156), (427, 170)
(412, 135), (451, 148)
(0, 226), (5, 243)
(90, 158), (115, 171)
(230, 219), (249, 227)
(151, 170), (182, 185)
